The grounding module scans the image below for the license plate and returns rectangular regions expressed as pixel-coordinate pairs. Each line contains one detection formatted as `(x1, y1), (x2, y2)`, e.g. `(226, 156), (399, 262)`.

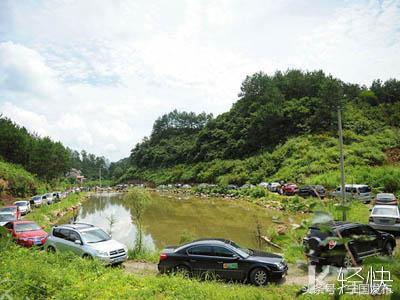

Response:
(34, 241), (42, 245)
(379, 219), (389, 224)
(112, 256), (125, 263)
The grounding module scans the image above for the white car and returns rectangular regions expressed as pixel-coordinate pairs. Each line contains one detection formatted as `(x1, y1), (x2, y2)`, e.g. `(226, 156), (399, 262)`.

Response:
(267, 182), (281, 193)
(0, 212), (16, 226)
(369, 205), (400, 232)
(14, 200), (31, 215)
(44, 193), (54, 204)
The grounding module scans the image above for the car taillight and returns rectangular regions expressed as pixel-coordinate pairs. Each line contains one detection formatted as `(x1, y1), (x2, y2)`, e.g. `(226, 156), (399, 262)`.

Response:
(159, 253), (168, 261)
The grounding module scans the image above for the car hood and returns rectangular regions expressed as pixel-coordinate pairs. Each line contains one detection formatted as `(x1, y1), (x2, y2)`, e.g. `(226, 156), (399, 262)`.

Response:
(16, 230), (47, 238)
(86, 239), (127, 252)
(247, 249), (283, 264)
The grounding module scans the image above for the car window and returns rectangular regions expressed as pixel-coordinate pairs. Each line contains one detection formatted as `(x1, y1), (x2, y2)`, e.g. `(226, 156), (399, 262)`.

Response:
(69, 231), (81, 243)
(53, 228), (67, 239)
(213, 246), (235, 257)
(359, 186), (371, 193)
(187, 245), (213, 256)
(341, 227), (363, 239)
(372, 206), (399, 216)
(362, 226), (377, 237)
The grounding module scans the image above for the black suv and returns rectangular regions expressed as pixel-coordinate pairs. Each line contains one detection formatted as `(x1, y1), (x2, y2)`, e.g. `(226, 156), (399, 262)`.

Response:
(303, 222), (396, 268)
(298, 185), (326, 198)
(158, 239), (287, 285)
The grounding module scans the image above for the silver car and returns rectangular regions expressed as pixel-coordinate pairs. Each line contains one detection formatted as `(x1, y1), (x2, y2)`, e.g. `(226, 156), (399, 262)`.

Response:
(332, 184), (372, 203)
(14, 200), (31, 215)
(369, 205), (400, 232)
(31, 195), (44, 207)
(45, 223), (128, 265)
(44, 193), (54, 204)
(0, 212), (16, 226)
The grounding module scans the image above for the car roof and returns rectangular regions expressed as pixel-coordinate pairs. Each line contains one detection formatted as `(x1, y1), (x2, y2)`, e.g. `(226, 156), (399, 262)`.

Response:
(310, 221), (363, 231)
(11, 220), (37, 224)
(176, 238), (235, 250)
(55, 223), (95, 231)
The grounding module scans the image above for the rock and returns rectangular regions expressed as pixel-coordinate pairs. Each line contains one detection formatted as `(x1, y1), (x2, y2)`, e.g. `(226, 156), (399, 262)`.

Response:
(276, 225), (287, 235)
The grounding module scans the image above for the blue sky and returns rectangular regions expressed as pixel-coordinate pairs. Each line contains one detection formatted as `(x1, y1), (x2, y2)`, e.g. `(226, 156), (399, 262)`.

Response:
(0, 0), (399, 161)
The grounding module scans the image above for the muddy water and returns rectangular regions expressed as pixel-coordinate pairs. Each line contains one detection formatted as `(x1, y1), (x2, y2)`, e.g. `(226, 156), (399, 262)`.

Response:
(69, 192), (304, 250)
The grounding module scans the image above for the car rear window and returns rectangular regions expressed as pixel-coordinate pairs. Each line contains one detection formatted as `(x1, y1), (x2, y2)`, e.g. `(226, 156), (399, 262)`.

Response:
(359, 186), (371, 193)
(372, 206), (399, 216)
(377, 194), (395, 201)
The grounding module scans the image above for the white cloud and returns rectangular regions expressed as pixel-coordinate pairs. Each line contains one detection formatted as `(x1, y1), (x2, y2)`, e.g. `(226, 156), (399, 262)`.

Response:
(0, 0), (399, 161)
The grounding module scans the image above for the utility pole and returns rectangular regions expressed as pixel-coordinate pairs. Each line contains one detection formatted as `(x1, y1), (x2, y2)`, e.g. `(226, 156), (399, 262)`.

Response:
(338, 107), (346, 221)
(99, 167), (102, 188)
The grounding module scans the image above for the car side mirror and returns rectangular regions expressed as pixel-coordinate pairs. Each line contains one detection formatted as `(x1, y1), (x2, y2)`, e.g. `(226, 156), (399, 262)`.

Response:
(74, 240), (82, 245)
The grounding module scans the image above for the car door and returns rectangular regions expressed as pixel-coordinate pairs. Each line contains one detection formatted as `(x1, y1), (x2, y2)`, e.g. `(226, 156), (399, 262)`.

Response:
(360, 226), (379, 256)
(186, 245), (217, 277)
(342, 226), (373, 258)
(64, 229), (84, 256)
(212, 246), (245, 281)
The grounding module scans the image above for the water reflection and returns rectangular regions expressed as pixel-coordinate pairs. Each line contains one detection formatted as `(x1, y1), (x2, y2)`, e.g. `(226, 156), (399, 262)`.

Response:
(71, 192), (302, 250)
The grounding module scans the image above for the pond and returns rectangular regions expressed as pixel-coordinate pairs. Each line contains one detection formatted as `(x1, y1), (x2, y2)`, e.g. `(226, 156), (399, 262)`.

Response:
(68, 192), (304, 251)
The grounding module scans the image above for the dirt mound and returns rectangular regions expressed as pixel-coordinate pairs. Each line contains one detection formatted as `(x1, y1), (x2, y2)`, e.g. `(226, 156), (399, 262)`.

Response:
(386, 147), (400, 165)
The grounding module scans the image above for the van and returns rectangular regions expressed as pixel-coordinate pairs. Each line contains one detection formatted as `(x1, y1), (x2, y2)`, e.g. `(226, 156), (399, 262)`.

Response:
(332, 184), (372, 203)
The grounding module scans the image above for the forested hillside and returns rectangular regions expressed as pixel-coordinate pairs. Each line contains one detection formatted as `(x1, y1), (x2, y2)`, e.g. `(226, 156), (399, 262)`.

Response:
(121, 70), (400, 190)
(0, 116), (114, 199)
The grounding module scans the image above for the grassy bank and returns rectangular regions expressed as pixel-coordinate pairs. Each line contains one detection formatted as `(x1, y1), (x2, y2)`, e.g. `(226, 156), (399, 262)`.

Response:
(25, 193), (86, 230)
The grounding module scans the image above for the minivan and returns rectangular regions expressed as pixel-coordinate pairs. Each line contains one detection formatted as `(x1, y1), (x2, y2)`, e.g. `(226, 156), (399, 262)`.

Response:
(332, 184), (372, 203)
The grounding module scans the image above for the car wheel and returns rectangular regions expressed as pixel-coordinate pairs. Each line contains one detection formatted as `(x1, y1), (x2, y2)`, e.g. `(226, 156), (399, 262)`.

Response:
(342, 252), (353, 268)
(250, 268), (269, 286)
(384, 243), (394, 256)
(174, 265), (191, 278)
(47, 246), (56, 253)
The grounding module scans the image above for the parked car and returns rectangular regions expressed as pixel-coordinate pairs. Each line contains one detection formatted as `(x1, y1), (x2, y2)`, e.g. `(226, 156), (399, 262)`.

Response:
(30, 195), (44, 207)
(240, 184), (255, 189)
(4, 221), (48, 247)
(44, 193), (54, 204)
(303, 221), (395, 268)
(281, 183), (299, 196)
(0, 212), (17, 226)
(13, 200), (31, 215)
(372, 193), (398, 206)
(158, 238), (288, 285)
(0, 206), (21, 220)
(226, 184), (238, 190)
(369, 205), (400, 232)
(53, 192), (61, 202)
(258, 182), (269, 188)
(182, 184), (192, 189)
(298, 185), (326, 198)
(267, 182), (281, 193)
(331, 184), (372, 203)
(45, 223), (128, 265)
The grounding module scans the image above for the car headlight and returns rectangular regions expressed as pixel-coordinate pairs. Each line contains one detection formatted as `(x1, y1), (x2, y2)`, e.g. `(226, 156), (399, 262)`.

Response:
(96, 250), (109, 256)
(275, 262), (285, 270)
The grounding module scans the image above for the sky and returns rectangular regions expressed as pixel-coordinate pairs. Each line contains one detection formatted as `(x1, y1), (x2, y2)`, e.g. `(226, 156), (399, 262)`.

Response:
(0, 0), (399, 161)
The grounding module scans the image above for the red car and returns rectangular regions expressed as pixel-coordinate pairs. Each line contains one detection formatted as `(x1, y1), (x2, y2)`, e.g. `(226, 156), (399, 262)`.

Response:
(0, 205), (21, 220)
(281, 183), (299, 196)
(3, 221), (48, 247)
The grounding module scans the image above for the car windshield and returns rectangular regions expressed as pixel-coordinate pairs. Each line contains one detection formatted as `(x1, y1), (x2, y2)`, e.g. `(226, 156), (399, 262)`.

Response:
(372, 206), (399, 216)
(0, 207), (15, 212)
(14, 202), (27, 206)
(0, 214), (15, 221)
(377, 194), (395, 201)
(81, 228), (111, 243)
(15, 223), (41, 232)
(226, 240), (252, 257)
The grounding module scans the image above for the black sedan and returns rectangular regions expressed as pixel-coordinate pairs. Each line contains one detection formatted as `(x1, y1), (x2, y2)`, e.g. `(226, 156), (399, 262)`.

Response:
(158, 239), (288, 285)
